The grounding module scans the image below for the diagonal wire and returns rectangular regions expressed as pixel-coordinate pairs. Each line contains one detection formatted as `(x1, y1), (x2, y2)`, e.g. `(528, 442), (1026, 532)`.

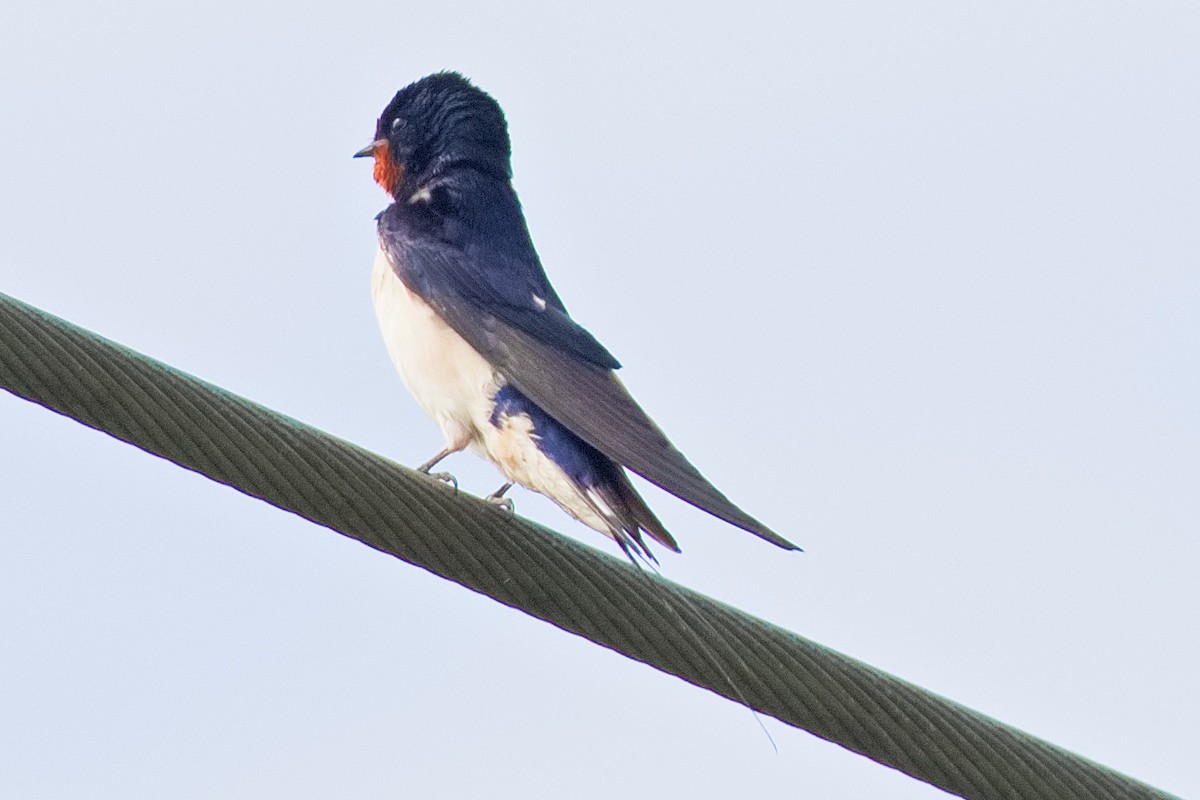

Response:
(0, 290), (1180, 800)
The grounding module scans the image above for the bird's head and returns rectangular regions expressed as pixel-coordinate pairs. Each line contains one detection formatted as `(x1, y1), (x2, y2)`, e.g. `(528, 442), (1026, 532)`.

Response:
(354, 72), (512, 197)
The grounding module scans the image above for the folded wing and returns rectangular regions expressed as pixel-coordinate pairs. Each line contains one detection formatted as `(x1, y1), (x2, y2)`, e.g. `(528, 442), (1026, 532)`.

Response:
(379, 202), (797, 550)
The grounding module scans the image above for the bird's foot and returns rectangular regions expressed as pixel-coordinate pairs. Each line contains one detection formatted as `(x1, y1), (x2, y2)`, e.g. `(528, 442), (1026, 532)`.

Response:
(487, 495), (514, 513)
(415, 448), (459, 490)
(486, 482), (514, 513)
(424, 470), (459, 491)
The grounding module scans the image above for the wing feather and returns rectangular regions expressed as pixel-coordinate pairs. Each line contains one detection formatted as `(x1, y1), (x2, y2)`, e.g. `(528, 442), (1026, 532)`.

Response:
(378, 201), (798, 550)
(439, 299), (798, 550)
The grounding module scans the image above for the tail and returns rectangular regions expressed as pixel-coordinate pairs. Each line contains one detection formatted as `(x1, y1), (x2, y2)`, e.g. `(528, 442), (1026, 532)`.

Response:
(610, 467), (679, 554)
(578, 459), (680, 565)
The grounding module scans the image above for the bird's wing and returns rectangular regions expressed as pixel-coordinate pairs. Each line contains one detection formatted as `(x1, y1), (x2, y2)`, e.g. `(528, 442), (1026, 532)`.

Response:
(378, 207), (797, 550)
(380, 196), (621, 370)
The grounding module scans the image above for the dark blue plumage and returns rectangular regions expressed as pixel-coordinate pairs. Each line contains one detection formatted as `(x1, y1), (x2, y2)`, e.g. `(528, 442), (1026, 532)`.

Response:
(489, 385), (613, 493)
(376, 196), (620, 370)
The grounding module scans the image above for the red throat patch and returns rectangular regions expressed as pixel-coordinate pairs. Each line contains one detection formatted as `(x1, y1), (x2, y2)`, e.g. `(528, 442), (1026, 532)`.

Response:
(372, 140), (404, 195)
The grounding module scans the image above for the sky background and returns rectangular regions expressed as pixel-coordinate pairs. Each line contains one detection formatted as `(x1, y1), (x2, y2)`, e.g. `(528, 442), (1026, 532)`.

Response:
(1, 2), (1197, 798)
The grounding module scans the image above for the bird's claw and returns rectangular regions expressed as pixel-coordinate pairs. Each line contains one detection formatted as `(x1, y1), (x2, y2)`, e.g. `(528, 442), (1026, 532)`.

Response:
(487, 495), (514, 513)
(424, 471), (458, 491)
(485, 482), (514, 512)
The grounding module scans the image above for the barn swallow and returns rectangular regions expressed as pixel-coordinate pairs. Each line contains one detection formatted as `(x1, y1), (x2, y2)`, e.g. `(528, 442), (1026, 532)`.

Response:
(356, 72), (797, 560)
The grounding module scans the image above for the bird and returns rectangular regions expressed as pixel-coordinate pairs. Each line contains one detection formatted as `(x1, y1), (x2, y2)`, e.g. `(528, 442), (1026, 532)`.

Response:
(355, 72), (797, 561)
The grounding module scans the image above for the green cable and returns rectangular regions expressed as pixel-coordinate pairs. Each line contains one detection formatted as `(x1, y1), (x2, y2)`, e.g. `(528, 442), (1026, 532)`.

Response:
(0, 291), (1178, 800)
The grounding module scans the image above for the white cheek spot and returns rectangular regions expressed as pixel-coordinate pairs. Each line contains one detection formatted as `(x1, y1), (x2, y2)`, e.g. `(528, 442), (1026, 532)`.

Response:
(408, 187), (433, 204)
(531, 294), (547, 311)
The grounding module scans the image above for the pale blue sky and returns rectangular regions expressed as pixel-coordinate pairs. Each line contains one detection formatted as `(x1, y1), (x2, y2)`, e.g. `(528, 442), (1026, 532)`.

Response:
(2, 2), (1197, 797)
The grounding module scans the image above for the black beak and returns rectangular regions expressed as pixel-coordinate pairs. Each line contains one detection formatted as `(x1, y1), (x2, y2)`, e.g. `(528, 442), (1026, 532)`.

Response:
(353, 141), (381, 159)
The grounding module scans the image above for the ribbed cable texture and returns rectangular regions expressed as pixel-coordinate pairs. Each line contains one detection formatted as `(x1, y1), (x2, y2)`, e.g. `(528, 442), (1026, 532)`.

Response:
(0, 291), (1179, 800)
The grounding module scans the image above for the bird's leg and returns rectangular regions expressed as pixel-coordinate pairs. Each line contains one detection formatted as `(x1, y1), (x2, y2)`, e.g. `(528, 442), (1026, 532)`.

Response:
(486, 482), (514, 513)
(416, 448), (458, 490)
(416, 448), (451, 472)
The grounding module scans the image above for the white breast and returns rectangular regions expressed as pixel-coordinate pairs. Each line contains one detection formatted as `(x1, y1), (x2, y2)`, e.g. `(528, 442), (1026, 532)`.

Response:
(370, 245), (619, 541)
(371, 245), (500, 453)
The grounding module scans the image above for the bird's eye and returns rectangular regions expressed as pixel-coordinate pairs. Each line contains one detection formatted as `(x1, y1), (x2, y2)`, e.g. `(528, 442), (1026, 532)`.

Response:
(390, 117), (407, 133)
